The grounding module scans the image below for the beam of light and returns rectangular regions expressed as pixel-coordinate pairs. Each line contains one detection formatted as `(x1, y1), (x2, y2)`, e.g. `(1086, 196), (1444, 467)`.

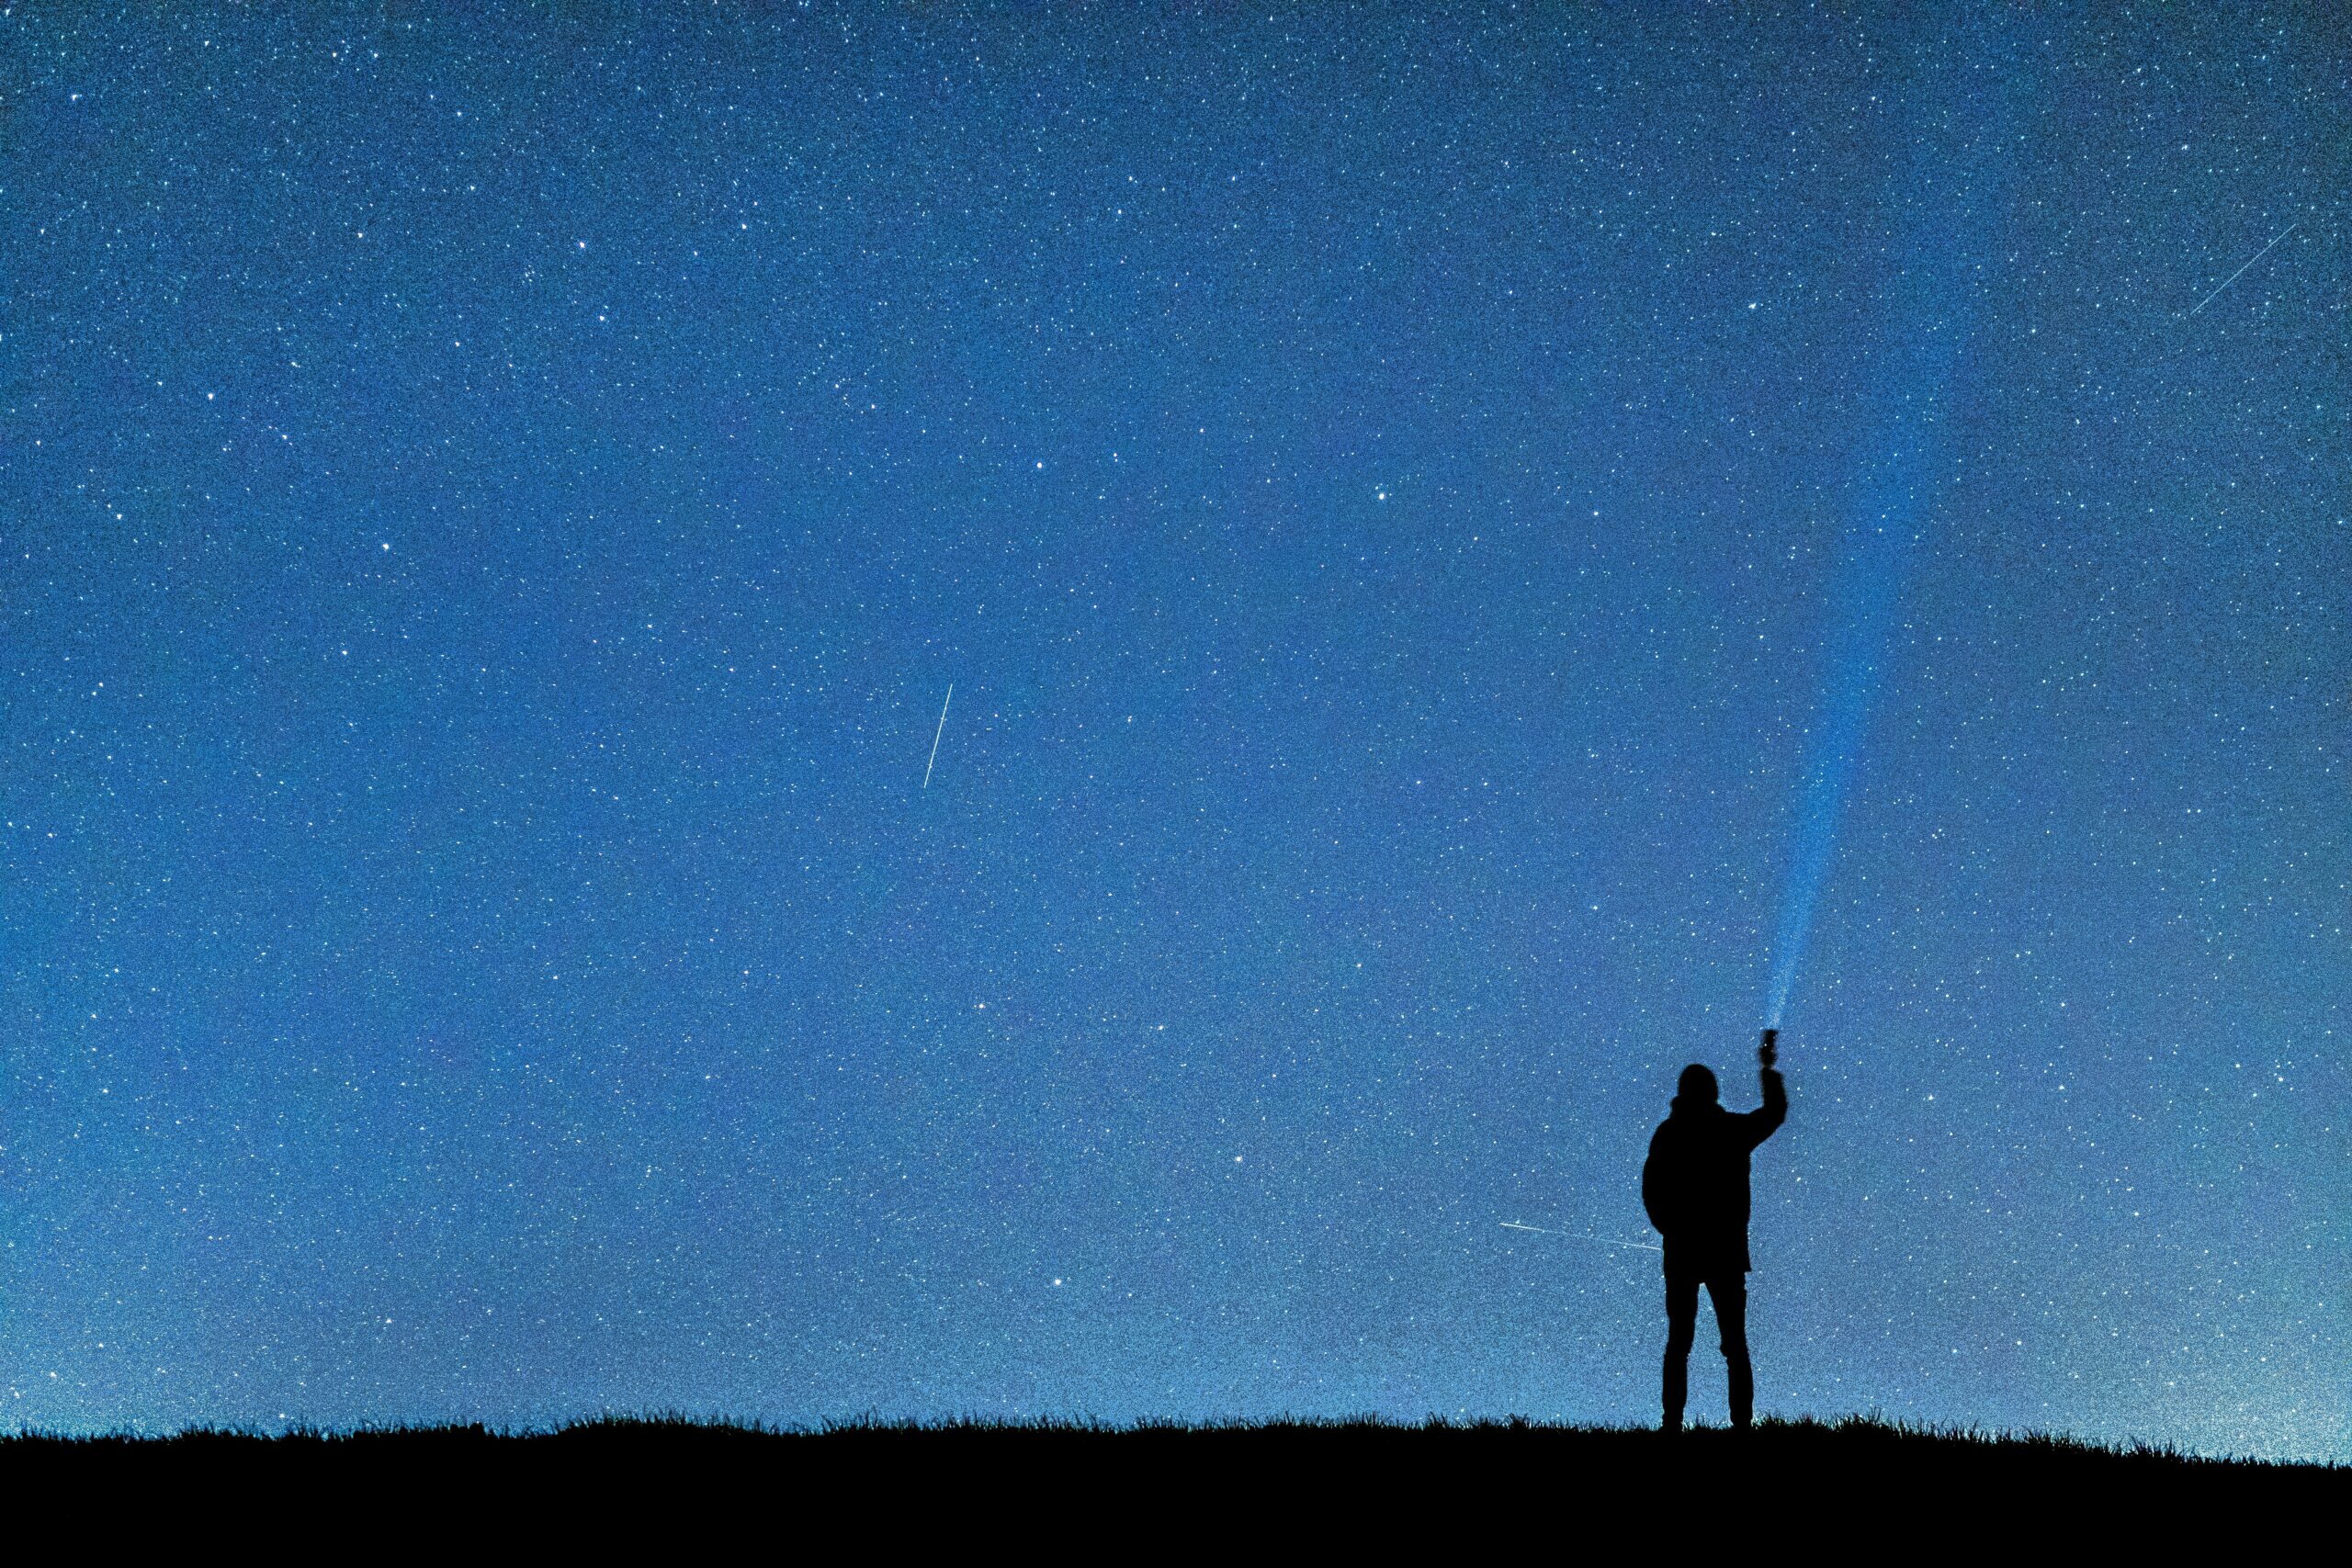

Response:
(1498, 1221), (1661, 1252)
(1763, 74), (2015, 1029)
(1765, 334), (1966, 1031)
(1763, 512), (1917, 1031)
(922, 682), (953, 790)
(2184, 220), (2297, 319)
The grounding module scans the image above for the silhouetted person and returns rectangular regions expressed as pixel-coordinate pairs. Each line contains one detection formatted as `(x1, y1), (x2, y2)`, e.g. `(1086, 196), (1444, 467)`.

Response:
(1641, 1032), (1786, 1431)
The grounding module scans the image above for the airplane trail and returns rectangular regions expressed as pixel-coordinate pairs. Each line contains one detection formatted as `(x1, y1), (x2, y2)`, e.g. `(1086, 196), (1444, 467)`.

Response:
(922, 682), (953, 790)
(1499, 1222), (1662, 1252)
(2185, 221), (2297, 318)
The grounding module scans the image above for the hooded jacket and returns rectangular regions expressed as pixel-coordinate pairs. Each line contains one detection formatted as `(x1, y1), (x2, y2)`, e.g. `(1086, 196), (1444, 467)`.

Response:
(1641, 1066), (1787, 1275)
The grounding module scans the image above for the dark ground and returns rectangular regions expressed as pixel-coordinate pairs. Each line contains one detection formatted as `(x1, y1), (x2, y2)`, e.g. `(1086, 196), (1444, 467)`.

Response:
(4, 1415), (2339, 1541)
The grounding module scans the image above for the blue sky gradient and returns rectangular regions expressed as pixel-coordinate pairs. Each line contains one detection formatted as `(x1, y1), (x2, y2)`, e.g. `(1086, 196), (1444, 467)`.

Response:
(3, 5), (2344, 1458)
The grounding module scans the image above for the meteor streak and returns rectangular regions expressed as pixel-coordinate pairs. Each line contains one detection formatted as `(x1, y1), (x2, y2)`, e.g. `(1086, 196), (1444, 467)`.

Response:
(1499, 1222), (1661, 1253)
(2185, 221), (2297, 319)
(922, 682), (953, 790)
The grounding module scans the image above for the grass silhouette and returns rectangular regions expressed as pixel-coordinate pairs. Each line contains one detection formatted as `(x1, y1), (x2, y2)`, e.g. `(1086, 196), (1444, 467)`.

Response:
(8, 1412), (2339, 1540)
(6, 1411), (2338, 1471)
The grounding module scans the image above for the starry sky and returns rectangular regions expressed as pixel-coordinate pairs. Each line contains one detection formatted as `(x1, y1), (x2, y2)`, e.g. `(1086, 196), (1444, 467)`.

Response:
(4, 5), (2345, 1458)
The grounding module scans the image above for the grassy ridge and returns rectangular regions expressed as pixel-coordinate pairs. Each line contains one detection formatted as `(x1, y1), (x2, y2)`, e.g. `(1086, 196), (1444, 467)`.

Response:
(6, 1413), (2338, 1471)
(6, 1415), (2337, 1540)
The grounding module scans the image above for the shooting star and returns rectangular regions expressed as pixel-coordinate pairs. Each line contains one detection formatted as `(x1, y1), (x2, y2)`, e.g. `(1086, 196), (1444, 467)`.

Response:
(1499, 1221), (1661, 1252)
(2185, 220), (2297, 319)
(922, 682), (953, 790)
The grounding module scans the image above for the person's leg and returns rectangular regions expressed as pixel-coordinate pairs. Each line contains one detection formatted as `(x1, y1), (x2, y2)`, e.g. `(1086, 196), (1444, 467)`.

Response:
(1711, 1275), (1753, 1428)
(1662, 1269), (1699, 1431)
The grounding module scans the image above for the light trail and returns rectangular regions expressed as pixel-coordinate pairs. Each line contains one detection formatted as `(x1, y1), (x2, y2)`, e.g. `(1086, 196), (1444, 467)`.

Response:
(2185, 221), (2297, 319)
(1499, 1222), (1661, 1253)
(922, 682), (953, 790)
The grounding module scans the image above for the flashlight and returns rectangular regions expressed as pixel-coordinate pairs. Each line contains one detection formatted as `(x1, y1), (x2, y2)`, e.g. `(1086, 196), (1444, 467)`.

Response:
(1759, 1027), (1778, 1068)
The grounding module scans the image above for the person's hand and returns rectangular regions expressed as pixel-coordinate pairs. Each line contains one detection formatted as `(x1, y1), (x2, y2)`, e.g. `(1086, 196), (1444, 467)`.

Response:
(1758, 1029), (1778, 1070)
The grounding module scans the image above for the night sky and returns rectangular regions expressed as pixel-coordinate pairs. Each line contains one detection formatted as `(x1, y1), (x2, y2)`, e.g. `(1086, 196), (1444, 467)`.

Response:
(4, 5), (2345, 1459)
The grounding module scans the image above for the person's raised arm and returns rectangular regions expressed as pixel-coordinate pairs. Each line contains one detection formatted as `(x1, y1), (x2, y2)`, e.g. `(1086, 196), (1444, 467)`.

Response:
(1747, 1031), (1787, 1147)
